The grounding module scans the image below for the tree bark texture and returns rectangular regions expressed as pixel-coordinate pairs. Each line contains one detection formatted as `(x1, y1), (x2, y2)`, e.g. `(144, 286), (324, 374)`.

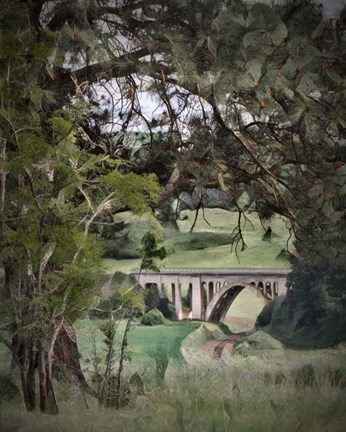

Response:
(12, 337), (37, 412)
(53, 322), (87, 386)
(11, 322), (86, 413)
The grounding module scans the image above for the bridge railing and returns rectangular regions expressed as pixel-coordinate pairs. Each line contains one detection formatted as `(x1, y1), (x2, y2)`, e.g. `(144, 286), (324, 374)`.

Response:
(130, 267), (290, 275)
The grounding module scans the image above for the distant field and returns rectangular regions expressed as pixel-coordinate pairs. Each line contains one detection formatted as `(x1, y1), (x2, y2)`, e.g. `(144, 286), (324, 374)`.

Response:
(103, 208), (292, 274)
(224, 288), (267, 331)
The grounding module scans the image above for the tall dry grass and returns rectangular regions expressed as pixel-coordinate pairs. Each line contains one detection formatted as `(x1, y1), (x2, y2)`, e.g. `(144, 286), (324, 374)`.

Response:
(1, 345), (345, 432)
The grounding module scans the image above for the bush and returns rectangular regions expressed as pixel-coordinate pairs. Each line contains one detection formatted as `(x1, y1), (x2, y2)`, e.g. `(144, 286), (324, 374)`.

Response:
(144, 284), (160, 312)
(158, 297), (177, 320)
(233, 331), (284, 356)
(256, 296), (288, 329)
(140, 309), (165, 326)
(255, 298), (277, 328)
(143, 285), (177, 320)
(0, 374), (19, 401)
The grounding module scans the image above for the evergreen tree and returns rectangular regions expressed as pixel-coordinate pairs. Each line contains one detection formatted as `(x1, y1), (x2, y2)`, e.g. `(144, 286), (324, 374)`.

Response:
(0, 0), (160, 412)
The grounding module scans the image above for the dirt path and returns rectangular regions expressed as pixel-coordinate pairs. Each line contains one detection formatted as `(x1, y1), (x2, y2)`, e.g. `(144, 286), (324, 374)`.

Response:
(201, 330), (255, 359)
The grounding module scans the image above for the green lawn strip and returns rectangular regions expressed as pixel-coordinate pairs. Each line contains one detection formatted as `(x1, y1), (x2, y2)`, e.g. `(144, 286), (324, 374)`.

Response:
(102, 257), (141, 274)
(75, 319), (219, 369)
(127, 321), (199, 364)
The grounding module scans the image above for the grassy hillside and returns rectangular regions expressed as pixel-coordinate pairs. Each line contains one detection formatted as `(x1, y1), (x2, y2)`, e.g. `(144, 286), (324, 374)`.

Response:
(103, 208), (292, 274)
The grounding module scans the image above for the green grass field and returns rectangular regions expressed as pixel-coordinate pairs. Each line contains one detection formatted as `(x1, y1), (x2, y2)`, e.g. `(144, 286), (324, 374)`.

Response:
(102, 208), (292, 274)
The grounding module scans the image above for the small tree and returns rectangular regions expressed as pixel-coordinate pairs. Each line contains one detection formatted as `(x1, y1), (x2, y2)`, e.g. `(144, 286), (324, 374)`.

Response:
(139, 231), (167, 273)
(87, 285), (144, 408)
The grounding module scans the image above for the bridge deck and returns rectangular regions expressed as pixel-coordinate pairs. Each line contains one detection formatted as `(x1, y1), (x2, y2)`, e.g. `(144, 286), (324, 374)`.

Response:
(131, 267), (290, 276)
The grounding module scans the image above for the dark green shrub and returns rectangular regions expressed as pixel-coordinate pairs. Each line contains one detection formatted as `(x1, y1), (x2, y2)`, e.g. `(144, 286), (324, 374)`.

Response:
(129, 372), (144, 395)
(144, 284), (160, 312)
(0, 374), (19, 401)
(275, 372), (286, 385)
(140, 309), (165, 326)
(327, 368), (346, 388)
(255, 299), (276, 328)
(144, 284), (177, 319)
(264, 371), (272, 385)
(158, 297), (177, 320)
(256, 296), (288, 329)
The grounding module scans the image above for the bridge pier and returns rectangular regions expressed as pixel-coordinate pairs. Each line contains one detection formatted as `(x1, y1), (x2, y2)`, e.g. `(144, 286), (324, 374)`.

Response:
(191, 276), (202, 320)
(171, 277), (182, 320)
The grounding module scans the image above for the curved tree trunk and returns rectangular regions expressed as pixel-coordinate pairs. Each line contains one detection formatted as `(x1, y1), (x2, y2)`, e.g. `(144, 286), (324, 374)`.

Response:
(52, 321), (87, 386)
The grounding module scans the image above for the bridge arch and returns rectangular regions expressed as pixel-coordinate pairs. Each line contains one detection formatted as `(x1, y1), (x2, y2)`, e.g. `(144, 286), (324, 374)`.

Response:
(205, 280), (270, 322)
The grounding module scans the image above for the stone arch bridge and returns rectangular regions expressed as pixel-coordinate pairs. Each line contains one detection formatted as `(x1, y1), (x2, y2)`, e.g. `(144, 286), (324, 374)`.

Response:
(131, 268), (290, 321)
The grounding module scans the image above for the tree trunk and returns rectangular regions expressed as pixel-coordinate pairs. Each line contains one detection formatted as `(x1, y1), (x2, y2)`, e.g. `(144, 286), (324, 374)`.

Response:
(52, 321), (87, 386)
(13, 337), (37, 411)
(11, 321), (87, 413)
(38, 346), (59, 415)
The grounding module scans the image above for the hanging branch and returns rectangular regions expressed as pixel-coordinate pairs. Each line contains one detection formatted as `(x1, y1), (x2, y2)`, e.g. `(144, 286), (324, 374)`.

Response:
(82, 192), (115, 238)
(230, 201), (247, 263)
(189, 193), (211, 233)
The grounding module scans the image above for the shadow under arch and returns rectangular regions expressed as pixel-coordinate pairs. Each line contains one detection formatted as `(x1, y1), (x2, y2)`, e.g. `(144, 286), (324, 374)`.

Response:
(206, 281), (270, 322)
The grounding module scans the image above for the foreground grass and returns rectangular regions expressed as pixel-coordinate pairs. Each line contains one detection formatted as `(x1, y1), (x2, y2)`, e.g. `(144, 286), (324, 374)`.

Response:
(1, 343), (345, 432)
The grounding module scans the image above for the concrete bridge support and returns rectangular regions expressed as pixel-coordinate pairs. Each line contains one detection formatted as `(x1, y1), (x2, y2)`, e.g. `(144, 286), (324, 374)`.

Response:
(191, 276), (202, 320)
(171, 277), (182, 320)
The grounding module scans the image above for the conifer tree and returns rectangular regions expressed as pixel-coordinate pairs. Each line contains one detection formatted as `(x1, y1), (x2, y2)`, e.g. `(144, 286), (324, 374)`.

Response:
(0, 0), (160, 412)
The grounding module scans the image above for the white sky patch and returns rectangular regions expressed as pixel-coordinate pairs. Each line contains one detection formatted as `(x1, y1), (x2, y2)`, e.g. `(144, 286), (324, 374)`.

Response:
(89, 75), (212, 136)
(320, 0), (345, 16)
(88, 0), (344, 134)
